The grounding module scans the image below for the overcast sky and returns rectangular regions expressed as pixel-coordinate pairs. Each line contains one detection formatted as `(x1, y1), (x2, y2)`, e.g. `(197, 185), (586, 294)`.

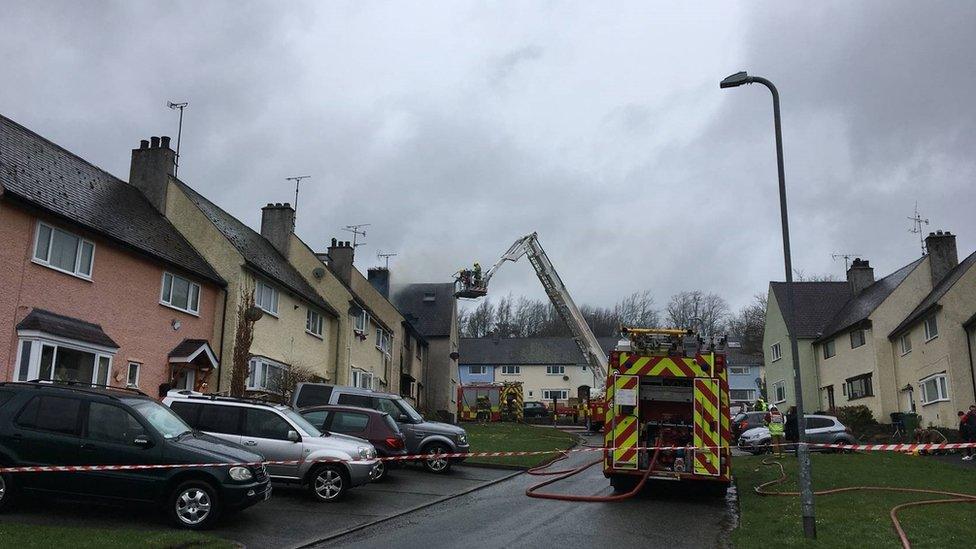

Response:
(3, 1), (974, 314)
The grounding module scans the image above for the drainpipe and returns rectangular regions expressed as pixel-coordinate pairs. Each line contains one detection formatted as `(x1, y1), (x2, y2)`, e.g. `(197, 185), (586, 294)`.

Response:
(215, 286), (229, 393)
(966, 326), (976, 406)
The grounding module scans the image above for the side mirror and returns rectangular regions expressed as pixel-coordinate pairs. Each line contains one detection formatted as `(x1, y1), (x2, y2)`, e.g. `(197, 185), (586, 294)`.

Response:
(287, 430), (301, 443)
(133, 435), (154, 448)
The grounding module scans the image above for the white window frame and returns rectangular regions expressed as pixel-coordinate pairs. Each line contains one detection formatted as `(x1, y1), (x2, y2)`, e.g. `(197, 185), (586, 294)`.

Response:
(375, 329), (392, 355)
(900, 333), (913, 356)
(773, 380), (787, 404)
(255, 281), (279, 317)
(354, 309), (369, 334)
(351, 368), (374, 390)
(247, 356), (286, 392)
(924, 315), (939, 342)
(729, 366), (750, 375)
(850, 329), (865, 349)
(919, 373), (949, 405)
(126, 361), (141, 387)
(306, 309), (324, 338)
(501, 365), (520, 375)
(730, 389), (756, 401)
(160, 272), (201, 315)
(32, 221), (95, 280)
(546, 365), (566, 375)
(14, 334), (115, 385)
(770, 342), (782, 362)
(823, 339), (836, 359)
(542, 389), (569, 401)
(468, 365), (487, 375)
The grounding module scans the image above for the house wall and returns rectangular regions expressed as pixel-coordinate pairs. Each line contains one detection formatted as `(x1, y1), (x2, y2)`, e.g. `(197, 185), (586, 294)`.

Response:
(347, 269), (403, 392)
(762, 286), (820, 410)
(728, 365), (763, 403)
(459, 364), (494, 384)
(495, 363), (593, 403)
(398, 331), (426, 405)
(814, 327), (881, 418)
(426, 329), (459, 421)
(0, 202), (220, 394)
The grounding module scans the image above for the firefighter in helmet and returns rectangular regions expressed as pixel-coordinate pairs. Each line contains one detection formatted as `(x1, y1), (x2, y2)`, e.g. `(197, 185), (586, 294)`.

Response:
(472, 262), (483, 286)
(765, 405), (786, 456)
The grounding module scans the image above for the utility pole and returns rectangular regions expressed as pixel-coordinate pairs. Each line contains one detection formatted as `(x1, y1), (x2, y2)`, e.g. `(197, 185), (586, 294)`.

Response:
(286, 175), (311, 223)
(342, 224), (370, 248)
(166, 101), (188, 177)
(908, 202), (929, 256)
(377, 251), (398, 269)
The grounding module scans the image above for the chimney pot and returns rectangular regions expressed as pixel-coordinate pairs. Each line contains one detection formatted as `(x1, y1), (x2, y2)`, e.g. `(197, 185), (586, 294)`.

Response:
(140, 139), (149, 149)
(150, 136), (160, 148)
(847, 257), (875, 294)
(327, 237), (355, 285)
(130, 134), (176, 213)
(260, 202), (295, 256)
(160, 136), (171, 149)
(331, 238), (337, 246)
(925, 230), (959, 285)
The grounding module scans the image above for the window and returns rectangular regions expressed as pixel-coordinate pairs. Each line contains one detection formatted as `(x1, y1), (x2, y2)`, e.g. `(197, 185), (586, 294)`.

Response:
(546, 365), (566, 375)
(900, 334), (913, 356)
(729, 366), (749, 375)
(160, 272), (200, 315)
(527, 390), (534, 397)
(244, 408), (292, 440)
(730, 389), (756, 401)
(468, 365), (487, 375)
(354, 309), (368, 333)
(850, 329), (865, 349)
(846, 374), (873, 400)
(16, 395), (83, 435)
(168, 401), (200, 425)
(15, 338), (112, 385)
(306, 309), (324, 338)
(806, 417), (834, 430)
(86, 402), (145, 444)
(773, 380), (786, 403)
(338, 393), (373, 408)
(247, 357), (286, 392)
(542, 389), (569, 401)
(770, 342), (782, 362)
(351, 369), (374, 390)
(33, 221), (95, 279)
(823, 339), (836, 359)
(501, 365), (520, 375)
(924, 315), (939, 341)
(126, 362), (140, 387)
(255, 281), (279, 316)
(197, 404), (243, 434)
(375, 329), (392, 354)
(331, 412), (370, 433)
(919, 374), (949, 405)
(301, 410), (330, 430)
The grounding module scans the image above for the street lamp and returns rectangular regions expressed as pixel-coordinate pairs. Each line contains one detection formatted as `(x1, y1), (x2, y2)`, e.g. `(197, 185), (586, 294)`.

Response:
(720, 71), (817, 539)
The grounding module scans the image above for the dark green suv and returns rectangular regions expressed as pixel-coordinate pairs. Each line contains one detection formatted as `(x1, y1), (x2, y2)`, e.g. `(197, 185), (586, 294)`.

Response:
(0, 382), (271, 529)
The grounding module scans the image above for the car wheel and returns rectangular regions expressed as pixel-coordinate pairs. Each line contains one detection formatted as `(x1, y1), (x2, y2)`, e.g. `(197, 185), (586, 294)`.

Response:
(309, 465), (347, 502)
(168, 480), (219, 530)
(423, 443), (452, 474)
(0, 473), (14, 512)
(372, 460), (387, 482)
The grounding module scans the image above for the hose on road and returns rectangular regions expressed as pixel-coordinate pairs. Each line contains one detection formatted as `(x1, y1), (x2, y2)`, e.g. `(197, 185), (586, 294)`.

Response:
(755, 457), (976, 549)
(524, 445), (662, 502)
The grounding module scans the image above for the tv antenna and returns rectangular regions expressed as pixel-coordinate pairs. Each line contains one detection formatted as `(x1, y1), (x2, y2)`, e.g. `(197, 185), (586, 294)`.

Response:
(831, 253), (862, 270)
(166, 101), (188, 177)
(342, 224), (370, 248)
(285, 175), (311, 219)
(908, 202), (929, 256)
(377, 251), (398, 268)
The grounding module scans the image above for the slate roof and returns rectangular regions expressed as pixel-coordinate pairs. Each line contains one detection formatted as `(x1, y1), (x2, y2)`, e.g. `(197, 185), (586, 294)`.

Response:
(0, 115), (223, 286)
(770, 282), (851, 339)
(459, 336), (620, 365)
(168, 339), (211, 358)
(173, 179), (338, 317)
(17, 309), (118, 348)
(726, 345), (763, 367)
(391, 283), (456, 337)
(815, 257), (925, 342)
(889, 251), (976, 339)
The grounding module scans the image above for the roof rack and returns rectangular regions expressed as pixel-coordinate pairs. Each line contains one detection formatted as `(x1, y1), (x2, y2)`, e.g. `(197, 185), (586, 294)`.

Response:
(173, 392), (283, 408)
(1, 379), (150, 399)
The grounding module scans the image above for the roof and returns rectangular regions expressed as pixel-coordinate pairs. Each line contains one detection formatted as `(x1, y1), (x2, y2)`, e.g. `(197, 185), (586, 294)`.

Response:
(173, 179), (338, 316)
(770, 282), (851, 339)
(459, 336), (619, 366)
(392, 283), (456, 337)
(726, 346), (763, 367)
(816, 257), (924, 342)
(890, 250), (976, 338)
(16, 308), (118, 348)
(0, 115), (223, 286)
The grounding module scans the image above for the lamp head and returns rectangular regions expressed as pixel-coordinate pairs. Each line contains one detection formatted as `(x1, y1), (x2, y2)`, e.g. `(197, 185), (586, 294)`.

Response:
(720, 71), (752, 89)
(167, 101), (188, 109)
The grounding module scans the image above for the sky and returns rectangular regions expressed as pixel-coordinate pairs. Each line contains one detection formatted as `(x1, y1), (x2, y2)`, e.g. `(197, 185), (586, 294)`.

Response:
(2, 1), (973, 314)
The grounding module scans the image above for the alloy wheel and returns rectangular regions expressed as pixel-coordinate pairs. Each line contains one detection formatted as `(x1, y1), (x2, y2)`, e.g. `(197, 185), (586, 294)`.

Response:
(175, 488), (212, 525)
(314, 469), (343, 500)
(426, 447), (449, 472)
(373, 460), (386, 480)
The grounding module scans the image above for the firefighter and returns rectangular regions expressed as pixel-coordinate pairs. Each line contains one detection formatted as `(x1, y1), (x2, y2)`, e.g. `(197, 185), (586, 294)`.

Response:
(473, 262), (483, 286)
(476, 394), (491, 424)
(765, 405), (786, 456)
(754, 397), (768, 412)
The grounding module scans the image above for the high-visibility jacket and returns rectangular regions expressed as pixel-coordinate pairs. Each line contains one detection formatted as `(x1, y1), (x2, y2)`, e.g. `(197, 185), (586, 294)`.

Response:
(767, 410), (785, 435)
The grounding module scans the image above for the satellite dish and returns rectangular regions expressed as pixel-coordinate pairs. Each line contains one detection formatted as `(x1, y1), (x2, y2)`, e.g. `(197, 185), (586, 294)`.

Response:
(313, 267), (325, 279)
(563, 375), (570, 381)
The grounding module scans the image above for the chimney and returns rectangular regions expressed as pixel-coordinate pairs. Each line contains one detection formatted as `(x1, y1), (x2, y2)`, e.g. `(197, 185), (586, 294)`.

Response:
(129, 135), (176, 213)
(846, 258), (875, 295)
(327, 238), (354, 285)
(926, 230), (958, 286)
(367, 267), (391, 299)
(260, 202), (295, 256)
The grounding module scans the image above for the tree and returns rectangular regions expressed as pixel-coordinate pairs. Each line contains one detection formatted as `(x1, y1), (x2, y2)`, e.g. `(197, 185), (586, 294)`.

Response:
(728, 293), (767, 356)
(615, 290), (659, 328)
(230, 282), (260, 397)
(792, 269), (837, 282)
(462, 300), (495, 337)
(666, 290), (730, 336)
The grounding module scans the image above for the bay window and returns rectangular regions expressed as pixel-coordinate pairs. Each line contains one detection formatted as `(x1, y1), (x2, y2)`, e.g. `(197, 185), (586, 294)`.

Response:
(247, 357), (286, 393)
(919, 374), (949, 405)
(15, 337), (113, 385)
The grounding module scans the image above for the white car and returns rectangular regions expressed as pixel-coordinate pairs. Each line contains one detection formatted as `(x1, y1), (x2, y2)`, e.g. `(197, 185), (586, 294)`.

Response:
(737, 414), (857, 454)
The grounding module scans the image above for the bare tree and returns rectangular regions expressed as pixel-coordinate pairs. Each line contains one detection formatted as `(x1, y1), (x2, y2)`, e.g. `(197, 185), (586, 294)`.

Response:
(615, 290), (659, 328)
(265, 364), (320, 403)
(230, 282), (260, 397)
(462, 300), (495, 337)
(666, 290), (730, 336)
(728, 293), (767, 356)
(793, 269), (837, 282)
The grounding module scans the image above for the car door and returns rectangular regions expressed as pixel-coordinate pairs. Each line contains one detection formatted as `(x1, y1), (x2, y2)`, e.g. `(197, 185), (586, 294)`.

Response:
(804, 417), (833, 443)
(242, 408), (303, 479)
(9, 394), (85, 494)
(77, 400), (163, 501)
(373, 397), (421, 452)
(194, 403), (244, 446)
(327, 411), (371, 441)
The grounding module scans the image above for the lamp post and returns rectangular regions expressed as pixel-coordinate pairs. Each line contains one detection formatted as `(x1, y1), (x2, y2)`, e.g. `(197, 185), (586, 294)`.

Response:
(720, 71), (817, 539)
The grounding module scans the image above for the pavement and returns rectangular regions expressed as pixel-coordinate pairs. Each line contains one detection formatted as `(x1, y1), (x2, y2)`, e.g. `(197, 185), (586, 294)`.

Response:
(324, 434), (733, 549)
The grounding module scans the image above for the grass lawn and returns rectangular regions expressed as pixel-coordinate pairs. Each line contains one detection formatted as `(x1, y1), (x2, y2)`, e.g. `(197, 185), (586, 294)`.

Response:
(0, 523), (234, 548)
(464, 423), (579, 468)
(733, 453), (976, 548)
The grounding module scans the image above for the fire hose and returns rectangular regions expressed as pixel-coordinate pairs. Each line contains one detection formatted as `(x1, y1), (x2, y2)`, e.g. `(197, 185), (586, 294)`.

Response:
(525, 440), (662, 502)
(755, 456), (976, 549)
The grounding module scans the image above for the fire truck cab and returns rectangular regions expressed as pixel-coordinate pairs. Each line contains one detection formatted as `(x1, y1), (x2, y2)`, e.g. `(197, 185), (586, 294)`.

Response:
(603, 329), (731, 493)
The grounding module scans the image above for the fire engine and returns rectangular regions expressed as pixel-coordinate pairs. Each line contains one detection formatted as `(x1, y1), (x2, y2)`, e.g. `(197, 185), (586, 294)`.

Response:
(603, 327), (731, 493)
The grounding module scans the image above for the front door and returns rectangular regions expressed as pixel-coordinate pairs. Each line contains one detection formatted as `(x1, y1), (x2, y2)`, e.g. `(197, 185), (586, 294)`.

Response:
(693, 378), (721, 476)
(243, 409), (304, 479)
(78, 401), (163, 501)
(825, 386), (835, 411)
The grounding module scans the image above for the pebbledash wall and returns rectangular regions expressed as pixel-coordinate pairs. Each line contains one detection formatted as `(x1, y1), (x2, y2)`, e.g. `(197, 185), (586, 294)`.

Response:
(0, 203), (221, 393)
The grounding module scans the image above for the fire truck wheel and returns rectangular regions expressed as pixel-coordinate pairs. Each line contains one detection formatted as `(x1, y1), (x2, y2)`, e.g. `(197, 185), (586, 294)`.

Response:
(610, 474), (638, 493)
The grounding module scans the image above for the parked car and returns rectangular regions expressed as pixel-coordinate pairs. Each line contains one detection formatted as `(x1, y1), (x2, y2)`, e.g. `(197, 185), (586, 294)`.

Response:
(292, 384), (470, 473)
(523, 401), (550, 419)
(298, 405), (407, 481)
(0, 382), (270, 529)
(732, 411), (767, 440)
(164, 391), (378, 502)
(737, 414), (857, 454)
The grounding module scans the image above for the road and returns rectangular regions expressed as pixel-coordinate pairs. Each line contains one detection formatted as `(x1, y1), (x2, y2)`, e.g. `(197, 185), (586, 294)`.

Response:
(327, 434), (734, 549)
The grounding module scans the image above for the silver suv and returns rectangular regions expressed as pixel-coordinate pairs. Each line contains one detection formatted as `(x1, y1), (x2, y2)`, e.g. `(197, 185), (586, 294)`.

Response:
(163, 392), (378, 502)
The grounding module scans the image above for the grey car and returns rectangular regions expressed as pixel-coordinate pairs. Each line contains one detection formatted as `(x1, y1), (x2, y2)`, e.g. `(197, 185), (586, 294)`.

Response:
(164, 392), (379, 501)
(292, 384), (470, 473)
(737, 414), (857, 454)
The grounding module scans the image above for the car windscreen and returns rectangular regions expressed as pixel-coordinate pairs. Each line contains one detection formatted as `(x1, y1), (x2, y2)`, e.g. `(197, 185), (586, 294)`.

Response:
(393, 398), (424, 423)
(125, 398), (191, 439)
(281, 407), (322, 437)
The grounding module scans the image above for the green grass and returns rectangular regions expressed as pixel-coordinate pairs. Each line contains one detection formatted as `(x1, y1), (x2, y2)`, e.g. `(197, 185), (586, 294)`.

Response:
(464, 423), (579, 468)
(0, 523), (234, 548)
(733, 453), (976, 548)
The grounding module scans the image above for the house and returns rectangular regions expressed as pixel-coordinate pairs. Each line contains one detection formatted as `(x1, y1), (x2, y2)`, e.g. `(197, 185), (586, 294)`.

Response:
(397, 317), (428, 409)
(392, 283), (460, 421)
(726, 341), (764, 408)
(457, 336), (618, 404)
(0, 116), (224, 395)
